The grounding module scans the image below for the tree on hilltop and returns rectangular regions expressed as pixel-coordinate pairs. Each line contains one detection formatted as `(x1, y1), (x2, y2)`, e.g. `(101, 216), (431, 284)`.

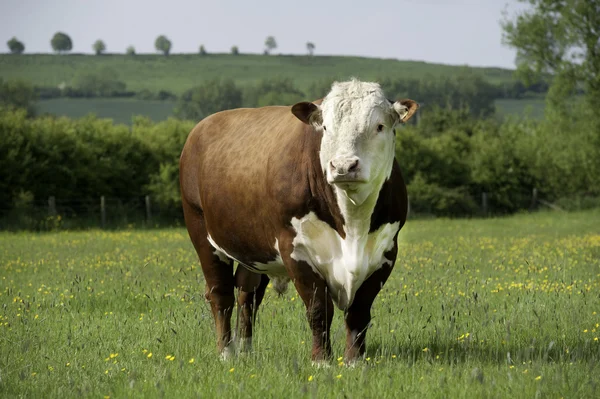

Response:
(93, 40), (106, 55)
(306, 42), (315, 56)
(264, 36), (277, 55)
(155, 35), (172, 56)
(7, 37), (25, 54)
(51, 32), (73, 54)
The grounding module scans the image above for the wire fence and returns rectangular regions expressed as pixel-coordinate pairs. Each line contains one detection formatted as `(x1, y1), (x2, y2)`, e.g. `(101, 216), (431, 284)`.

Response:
(0, 187), (567, 231)
(0, 195), (182, 231)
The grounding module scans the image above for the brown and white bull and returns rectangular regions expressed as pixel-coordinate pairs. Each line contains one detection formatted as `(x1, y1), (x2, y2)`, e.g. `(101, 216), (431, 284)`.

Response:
(179, 79), (418, 363)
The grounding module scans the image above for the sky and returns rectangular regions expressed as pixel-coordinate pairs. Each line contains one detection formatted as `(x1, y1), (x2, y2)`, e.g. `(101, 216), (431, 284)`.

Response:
(0, 0), (528, 69)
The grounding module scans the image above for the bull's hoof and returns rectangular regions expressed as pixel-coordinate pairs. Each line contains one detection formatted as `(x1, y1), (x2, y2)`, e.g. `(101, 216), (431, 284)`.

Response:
(219, 344), (236, 361)
(311, 360), (332, 368)
(237, 337), (253, 355)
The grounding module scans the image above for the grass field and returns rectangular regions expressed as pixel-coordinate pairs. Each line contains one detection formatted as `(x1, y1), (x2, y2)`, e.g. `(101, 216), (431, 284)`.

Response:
(35, 97), (545, 125)
(1, 210), (599, 398)
(495, 98), (546, 120)
(1, 54), (516, 94)
(37, 98), (176, 125)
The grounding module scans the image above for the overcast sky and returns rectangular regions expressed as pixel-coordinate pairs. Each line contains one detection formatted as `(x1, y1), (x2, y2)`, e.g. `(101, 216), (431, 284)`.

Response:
(1, 0), (527, 69)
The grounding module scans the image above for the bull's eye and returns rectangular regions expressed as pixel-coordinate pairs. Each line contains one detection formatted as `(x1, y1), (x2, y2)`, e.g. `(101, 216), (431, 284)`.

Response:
(377, 124), (384, 132)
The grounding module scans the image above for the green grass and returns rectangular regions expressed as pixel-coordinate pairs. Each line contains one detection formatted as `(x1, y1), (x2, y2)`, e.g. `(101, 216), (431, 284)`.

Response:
(1, 210), (599, 398)
(35, 97), (547, 125)
(1, 53), (517, 94)
(37, 98), (175, 125)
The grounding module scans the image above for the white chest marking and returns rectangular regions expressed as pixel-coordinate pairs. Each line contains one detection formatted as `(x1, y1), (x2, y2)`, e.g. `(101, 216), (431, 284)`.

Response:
(290, 211), (399, 309)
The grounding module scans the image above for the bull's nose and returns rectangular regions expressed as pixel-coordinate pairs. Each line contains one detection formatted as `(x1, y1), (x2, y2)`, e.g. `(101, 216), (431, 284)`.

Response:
(347, 159), (359, 172)
(330, 156), (360, 176)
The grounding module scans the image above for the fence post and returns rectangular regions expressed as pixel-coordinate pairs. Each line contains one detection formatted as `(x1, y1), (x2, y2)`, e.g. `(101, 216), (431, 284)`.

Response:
(48, 196), (57, 216)
(482, 192), (488, 217)
(530, 188), (538, 211)
(101, 196), (106, 228)
(145, 195), (152, 224)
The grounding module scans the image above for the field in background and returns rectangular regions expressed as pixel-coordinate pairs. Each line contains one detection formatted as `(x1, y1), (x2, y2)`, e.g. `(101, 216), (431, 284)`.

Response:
(36, 97), (546, 125)
(1, 53), (517, 94)
(495, 98), (546, 120)
(37, 98), (176, 125)
(1, 210), (599, 397)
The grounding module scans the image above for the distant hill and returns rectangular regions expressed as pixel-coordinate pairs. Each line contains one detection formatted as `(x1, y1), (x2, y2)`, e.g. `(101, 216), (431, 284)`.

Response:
(0, 53), (517, 94)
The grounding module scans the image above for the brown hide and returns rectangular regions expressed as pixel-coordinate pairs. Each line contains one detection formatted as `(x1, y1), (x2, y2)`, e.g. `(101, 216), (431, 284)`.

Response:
(179, 101), (408, 362)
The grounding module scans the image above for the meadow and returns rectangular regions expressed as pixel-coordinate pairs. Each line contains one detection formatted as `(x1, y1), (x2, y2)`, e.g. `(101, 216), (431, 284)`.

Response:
(36, 98), (176, 125)
(0, 54), (516, 94)
(1, 210), (599, 398)
(35, 97), (546, 125)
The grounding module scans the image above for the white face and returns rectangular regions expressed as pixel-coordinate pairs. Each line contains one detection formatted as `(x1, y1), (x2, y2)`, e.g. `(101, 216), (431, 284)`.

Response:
(318, 81), (399, 200)
(291, 79), (417, 206)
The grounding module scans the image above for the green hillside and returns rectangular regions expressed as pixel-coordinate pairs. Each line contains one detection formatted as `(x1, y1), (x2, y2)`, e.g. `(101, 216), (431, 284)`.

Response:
(0, 53), (517, 94)
(35, 97), (546, 125)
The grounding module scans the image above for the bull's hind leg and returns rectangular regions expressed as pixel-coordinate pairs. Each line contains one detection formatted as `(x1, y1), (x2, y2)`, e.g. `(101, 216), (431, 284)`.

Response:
(235, 267), (269, 352)
(182, 200), (235, 359)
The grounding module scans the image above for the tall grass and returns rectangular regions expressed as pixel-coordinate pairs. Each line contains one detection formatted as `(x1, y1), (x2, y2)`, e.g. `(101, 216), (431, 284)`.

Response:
(1, 210), (599, 397)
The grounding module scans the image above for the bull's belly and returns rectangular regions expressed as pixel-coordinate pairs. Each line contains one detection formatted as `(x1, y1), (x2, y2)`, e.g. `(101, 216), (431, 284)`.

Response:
(207, 211), (399, 309)
(206, 234), (288, 276)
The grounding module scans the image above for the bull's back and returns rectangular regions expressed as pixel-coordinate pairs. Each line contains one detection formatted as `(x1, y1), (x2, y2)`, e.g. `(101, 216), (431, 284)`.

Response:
(179, 106), (309, 263)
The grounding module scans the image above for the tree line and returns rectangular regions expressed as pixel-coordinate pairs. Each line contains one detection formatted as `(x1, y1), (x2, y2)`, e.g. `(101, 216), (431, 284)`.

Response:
(0, 67), (548, 123)
(1, 102), (598, 230)
(6, 33), (317, 57)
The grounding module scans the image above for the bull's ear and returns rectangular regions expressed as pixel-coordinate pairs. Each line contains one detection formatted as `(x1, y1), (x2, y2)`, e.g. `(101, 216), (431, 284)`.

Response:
(292, 102), (323, 127)
(392, 99), (419, 123)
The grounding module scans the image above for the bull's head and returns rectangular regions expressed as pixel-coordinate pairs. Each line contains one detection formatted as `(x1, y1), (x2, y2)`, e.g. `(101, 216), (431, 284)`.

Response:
(292, 79), (419, 206)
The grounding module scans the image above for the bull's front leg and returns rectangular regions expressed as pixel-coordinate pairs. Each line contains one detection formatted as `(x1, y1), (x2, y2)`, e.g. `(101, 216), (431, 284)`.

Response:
(344, 247), (396, 363)
(279, 232), (333, 363)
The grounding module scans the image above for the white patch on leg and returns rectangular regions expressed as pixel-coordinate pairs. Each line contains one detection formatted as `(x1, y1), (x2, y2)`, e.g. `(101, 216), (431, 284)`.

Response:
(311, 360), (332, 368)
(220, 344), (235, 360)
(237, 337), (253, 354)
(344, 359), (360, 368)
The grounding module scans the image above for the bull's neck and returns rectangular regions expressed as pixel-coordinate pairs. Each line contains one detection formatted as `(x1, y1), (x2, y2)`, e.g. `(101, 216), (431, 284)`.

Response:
(333, 180), (384, 240)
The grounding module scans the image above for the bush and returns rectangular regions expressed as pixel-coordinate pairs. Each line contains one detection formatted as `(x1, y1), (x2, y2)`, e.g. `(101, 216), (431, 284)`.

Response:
(135, 89), (177, 101)
(1, 97), (599, 229)
(70, 68), (129, 97)
(243, 78), (305, 107)
(0, 110), (158, 221)
(0, 78), (37, 116)
(175, 78), (242, 121)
